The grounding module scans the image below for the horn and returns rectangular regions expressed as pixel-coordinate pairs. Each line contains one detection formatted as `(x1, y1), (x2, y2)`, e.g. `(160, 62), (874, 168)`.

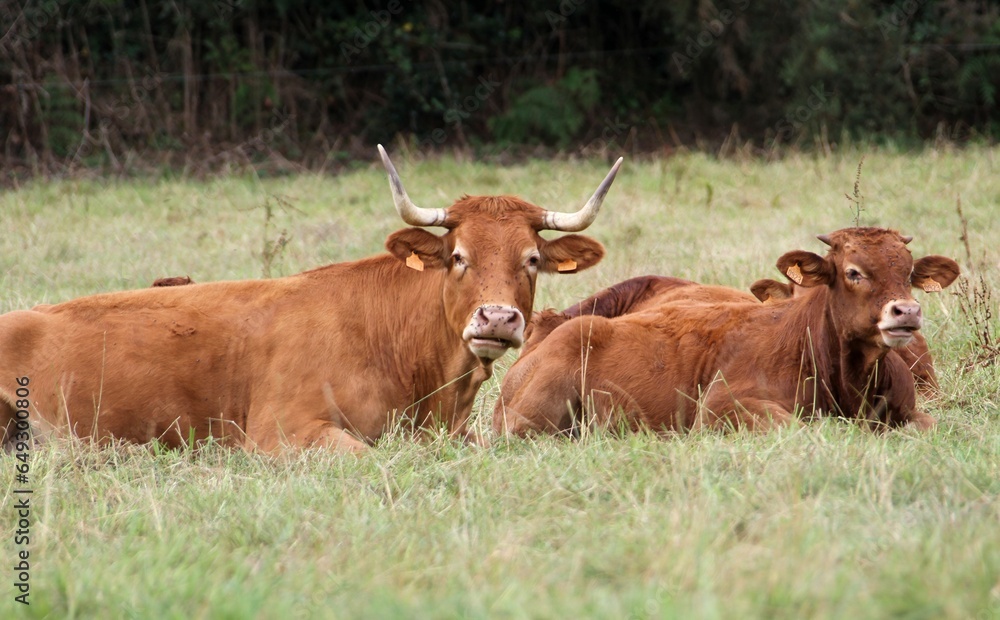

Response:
(377, 144), (447, 227)
(542, 157), (624, 232)
(900, 235), (913, 244)
(816, 234), (833, 246)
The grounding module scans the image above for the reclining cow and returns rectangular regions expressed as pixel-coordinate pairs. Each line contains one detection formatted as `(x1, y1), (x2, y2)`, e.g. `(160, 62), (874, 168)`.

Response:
(522, 273), (942, 396)
(494, 228), (958, 436)
(0, 147), (623, 452)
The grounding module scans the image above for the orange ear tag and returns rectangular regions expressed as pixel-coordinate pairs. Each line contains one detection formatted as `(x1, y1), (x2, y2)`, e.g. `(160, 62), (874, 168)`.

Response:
(919, 278), (942, 293)
(786, 264), (803, 284)
(406, 252), (424, 271)
(557, 259), (578, 272)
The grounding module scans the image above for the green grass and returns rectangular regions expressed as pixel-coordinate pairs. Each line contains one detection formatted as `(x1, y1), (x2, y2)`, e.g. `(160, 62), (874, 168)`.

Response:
(2, 147), (999, 618)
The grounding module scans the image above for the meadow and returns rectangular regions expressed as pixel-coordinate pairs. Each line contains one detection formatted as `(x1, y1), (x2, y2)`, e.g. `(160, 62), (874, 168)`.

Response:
(1, 146), (998, 618)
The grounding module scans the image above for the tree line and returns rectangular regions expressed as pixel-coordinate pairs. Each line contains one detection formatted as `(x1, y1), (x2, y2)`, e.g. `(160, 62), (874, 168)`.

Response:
(1, 0), (997, 174)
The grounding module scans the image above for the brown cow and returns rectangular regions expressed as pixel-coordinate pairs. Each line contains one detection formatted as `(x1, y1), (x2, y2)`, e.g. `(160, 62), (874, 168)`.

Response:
(522, 274), (941, 396)
(750, 277), (939, 395)
(495, 228), (959, 436)
(0, 147), (623, 452)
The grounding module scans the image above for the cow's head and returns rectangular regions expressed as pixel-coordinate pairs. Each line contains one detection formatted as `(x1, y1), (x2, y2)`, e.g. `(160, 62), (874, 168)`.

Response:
(378, 146), (620, 363)
(775, 228), (959, 349)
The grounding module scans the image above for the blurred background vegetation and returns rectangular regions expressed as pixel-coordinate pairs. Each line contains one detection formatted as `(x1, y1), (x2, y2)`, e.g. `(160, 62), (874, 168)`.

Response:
(1, 0), (998, 176)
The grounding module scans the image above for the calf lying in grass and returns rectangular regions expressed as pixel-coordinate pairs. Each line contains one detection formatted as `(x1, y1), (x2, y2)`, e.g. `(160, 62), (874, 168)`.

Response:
(495, 228), (959, 436)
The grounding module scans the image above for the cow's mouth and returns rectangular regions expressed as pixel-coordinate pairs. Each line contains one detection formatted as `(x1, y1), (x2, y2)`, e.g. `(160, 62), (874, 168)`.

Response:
(469, 337), (514, 360)
(880, 325), (918, 346)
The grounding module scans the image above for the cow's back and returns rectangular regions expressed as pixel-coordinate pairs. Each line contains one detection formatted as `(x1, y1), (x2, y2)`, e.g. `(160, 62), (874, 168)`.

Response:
(523, 276), (756, 355)
(0, 258), (483, 450)
(497, 301), (732, 432)
(497, 296), (807, 434)
(0, 282), (271, 447)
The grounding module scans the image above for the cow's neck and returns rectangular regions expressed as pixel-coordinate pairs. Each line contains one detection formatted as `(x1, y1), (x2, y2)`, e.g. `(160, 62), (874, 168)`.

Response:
(788, 288), (890, 420)
(314, 255), (487, 429)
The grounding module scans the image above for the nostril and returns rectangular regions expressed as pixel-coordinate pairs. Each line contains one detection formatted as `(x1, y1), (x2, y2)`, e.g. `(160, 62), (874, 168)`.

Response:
(890, 301), (921, 318)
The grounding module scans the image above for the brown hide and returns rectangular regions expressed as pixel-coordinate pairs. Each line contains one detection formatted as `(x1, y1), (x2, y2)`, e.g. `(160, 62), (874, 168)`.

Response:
(152, 276), (194, 287)
(496, 228), (958, 437)
(0, 151), (622, 452)
(749, 277), (939, 395)
(521, 275), (751, 355)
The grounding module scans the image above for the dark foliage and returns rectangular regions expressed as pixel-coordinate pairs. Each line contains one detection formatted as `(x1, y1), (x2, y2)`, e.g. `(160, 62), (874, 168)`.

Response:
(1, 0), (997, 174)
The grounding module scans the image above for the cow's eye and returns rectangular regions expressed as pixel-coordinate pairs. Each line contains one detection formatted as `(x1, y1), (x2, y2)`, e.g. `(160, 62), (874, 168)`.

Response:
(452, 252), (466, 268)
(526, 254), (540, 269)
(845, 268), (863, 282)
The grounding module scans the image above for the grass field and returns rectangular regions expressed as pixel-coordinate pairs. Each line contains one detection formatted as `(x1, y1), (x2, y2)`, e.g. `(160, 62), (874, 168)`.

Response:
(1, 146), (999, 619)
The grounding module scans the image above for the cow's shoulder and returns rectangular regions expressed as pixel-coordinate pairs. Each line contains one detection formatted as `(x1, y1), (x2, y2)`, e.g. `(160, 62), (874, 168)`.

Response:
(0, 309), (51, 349)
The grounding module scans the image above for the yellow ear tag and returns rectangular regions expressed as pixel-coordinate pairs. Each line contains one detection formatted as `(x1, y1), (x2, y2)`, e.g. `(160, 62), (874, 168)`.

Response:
(919, 278), (942, 293)
(557, 259), (578, 272)
(786, 264), (803, 284)
(406, 252), (424, 272)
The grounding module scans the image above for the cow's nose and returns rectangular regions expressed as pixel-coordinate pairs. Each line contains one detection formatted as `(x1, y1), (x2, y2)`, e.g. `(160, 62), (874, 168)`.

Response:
(890, 300), (921, 319)
(464, 305), (526, 360)
(477, 305), (524, 329)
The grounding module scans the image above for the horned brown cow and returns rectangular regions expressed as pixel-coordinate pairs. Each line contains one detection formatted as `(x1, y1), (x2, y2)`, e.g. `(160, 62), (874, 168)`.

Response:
(0, 147), (623, 452)
(495, 228), (959, 436)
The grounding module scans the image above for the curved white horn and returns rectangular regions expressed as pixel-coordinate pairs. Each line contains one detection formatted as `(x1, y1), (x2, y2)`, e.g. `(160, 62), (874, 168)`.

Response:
(377, 144), (447, 227)
(542, 157), (623, 232)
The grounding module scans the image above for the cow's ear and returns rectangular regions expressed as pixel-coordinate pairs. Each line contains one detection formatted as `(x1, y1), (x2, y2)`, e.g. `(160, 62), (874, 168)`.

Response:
(912, 255), (960, 292)
(385, 228), (447, 270)
(775, 250), (833, 288)
(539, 234), (605, 274)
(750, 278), (793, 302)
